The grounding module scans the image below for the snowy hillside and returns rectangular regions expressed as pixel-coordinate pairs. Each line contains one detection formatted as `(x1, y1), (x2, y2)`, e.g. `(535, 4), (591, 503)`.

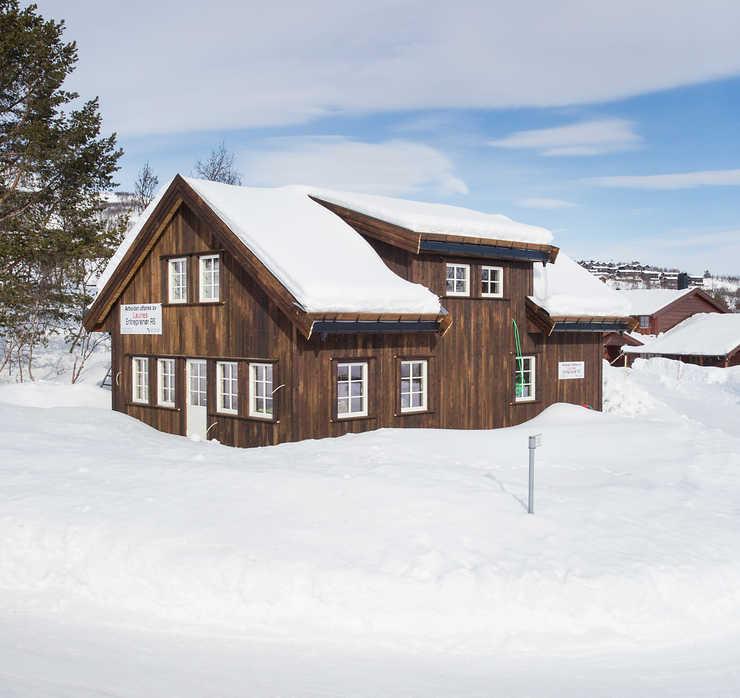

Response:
(0, 359), (739, 695)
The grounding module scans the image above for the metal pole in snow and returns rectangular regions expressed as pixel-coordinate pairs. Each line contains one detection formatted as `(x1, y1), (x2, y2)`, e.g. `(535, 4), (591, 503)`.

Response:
(528, 434), (542, 514)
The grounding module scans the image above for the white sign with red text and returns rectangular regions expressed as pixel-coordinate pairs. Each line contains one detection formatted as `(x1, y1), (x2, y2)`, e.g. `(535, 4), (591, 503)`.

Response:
(120, 303), (162, 335)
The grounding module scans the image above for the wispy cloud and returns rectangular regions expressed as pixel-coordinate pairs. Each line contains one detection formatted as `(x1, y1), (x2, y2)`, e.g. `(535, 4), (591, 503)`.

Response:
(590, 169), (740, 189)
(241, 137), (468, 196)
(490, 119), (640, 156)
(45, 1), (740, 135)
(515, 197), (577, 209)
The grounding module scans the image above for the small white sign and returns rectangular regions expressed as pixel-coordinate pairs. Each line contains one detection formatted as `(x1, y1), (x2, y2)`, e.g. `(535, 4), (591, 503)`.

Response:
(558, 361), (585, 380)
(120, 303), (162, 335)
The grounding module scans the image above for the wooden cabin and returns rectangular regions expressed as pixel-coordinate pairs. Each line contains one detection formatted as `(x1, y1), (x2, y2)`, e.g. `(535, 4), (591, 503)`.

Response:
(623, 313), (740, 368)
(615, 287), (727, 335)
(84, 176), (635, 448)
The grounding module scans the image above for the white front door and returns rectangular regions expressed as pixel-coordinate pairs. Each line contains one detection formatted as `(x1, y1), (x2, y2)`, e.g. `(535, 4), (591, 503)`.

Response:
(186, 359), (208, 440)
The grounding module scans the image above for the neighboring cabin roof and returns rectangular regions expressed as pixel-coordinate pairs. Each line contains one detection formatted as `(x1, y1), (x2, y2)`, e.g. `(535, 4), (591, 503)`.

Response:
(614, 287), (695, 315)
(97, 177), (442, 316)
(307, 188), (554, 245)
(530, 252), (632, 318)
(623, 313), (740, 357)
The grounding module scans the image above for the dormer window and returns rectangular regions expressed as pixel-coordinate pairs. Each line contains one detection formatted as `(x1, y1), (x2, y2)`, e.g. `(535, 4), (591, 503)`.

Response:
(446, 263), (470, 296)
(481, 266), (503, 298)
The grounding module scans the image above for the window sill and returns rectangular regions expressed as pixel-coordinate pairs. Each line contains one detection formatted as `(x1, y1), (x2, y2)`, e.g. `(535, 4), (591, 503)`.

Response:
(208, 412), (278, 424)
(331, 415), (377, 423)
(162, 301), (224, 308)
(510, 399), (541, 407)
(442, 295), (509, 301)
(395, 409), (435, 417)
(126, 402), (180, 412)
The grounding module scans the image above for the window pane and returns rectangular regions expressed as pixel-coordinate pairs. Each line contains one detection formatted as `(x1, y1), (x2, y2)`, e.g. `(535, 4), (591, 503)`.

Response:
(401, 393), (410, 409)
(337, 382), (349, 398)
(400, 362), (410, 378)
(401, 379), (410, 393)
(350, 382), (363, 397)
(350, 365), (363, 380)
(337, 398), (349, 414)
(337, 365), (349, 381)
(350, 397), (363, 413)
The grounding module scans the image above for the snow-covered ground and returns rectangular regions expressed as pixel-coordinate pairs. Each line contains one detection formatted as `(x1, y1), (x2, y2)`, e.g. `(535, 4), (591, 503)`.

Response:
(1, 357), (739, 696)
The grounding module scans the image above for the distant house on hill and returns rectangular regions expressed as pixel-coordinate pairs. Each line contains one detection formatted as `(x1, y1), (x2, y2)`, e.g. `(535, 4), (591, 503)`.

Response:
(84, 175), (635, 448)
(617, 287), (727, 335)
(623, 314), (740, 368)
(603, 287), (727, 364)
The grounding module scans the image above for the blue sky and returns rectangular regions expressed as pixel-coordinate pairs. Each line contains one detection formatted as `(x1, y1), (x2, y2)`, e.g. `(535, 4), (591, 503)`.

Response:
(38, 0), (740, 274)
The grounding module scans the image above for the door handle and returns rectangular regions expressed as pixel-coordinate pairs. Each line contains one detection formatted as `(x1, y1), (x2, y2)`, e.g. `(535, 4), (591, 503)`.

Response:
(115, 371), (121, 386)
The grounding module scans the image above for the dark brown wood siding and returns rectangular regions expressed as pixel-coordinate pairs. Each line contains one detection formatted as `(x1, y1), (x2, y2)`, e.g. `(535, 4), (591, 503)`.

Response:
(106, 202), (605, 448)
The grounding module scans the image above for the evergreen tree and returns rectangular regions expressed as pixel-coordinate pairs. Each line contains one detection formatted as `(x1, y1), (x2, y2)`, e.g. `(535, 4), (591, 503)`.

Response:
(0, 0), (122, 379)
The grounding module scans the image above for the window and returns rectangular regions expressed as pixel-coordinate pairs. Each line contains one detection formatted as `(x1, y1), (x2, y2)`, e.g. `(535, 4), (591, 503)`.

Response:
(400, 360), (428, 413)
(199, 255), (220, 302)
(249, 363), (274, 418)
(132, 357), (149, 404)
(168, 258), (187, 303)
(216, 361), (238, 414)
(336, 362), (368, 418)
(514, 356), (536, 402)
(639, 315), (650, 329)
(481, 266), (503, 298)
(445, 263), (470, 296)
(157, 358), (175, 407)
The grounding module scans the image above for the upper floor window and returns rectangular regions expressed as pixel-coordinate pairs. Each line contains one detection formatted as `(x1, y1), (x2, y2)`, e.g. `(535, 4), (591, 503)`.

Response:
(400, 359), (428, 413)
(199, 255), (220, 302)
(639, 315), (650, 329)
(157, 358), (175, 407)
(132, 357), (149, 404)
(216, 361), (238, 414)
(481, 266), (503, 298)
(168, 258), (187, 303)
(249, 363), (274, 419)
(446, 263), (470, 296)
(337, 362), (368, 418)
(514, 356), (536, 403)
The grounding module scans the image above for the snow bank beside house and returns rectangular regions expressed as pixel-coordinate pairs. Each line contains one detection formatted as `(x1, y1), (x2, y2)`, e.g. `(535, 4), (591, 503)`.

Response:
(532, 252), (631, 317)
(309, 188), (554, 244)
(1, 360), (739, 659)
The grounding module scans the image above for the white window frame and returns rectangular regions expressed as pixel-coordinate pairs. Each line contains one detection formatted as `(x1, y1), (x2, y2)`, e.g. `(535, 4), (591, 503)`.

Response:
(639, 315), (650, 329)
(400, 359), (428, 413)
(249, 362), (274, 419)
(514, 355), (536, 403)
(168, 257), (188, 304)
(199, 254), (220, 303)
(336, 362), (368, 419)
(132, 356), (149, 404)
(216, 361), (238, 415)
(480, 265), (504, 298)
(157, 358), (176, 407)
(445, 263), (470, 297)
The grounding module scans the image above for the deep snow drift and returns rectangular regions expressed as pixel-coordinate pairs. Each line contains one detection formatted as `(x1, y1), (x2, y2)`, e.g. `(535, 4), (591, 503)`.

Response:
(0, 358), (739, 696)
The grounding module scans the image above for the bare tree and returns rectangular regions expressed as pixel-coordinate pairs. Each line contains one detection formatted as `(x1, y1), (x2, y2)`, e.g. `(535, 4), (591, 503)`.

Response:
(194, 142), (242, 185)
(133, 161), (159, 212)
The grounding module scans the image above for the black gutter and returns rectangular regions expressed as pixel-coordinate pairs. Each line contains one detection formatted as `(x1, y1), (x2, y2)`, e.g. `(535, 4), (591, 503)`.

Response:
(312, 320), (440, 336)
(552, 322), (631, 333)
(419, 239), (551, 263)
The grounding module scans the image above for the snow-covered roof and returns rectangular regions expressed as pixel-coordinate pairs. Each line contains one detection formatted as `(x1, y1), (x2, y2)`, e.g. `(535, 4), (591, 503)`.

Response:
(96, 177), (442, 315)
(615, 288), (694, 315)
(531, 253), (632, 317)
(623, 313), (740, 357)
(310, 188), (554, 245)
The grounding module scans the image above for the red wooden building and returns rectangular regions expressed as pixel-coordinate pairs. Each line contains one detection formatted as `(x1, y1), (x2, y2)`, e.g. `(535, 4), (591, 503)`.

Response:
(84, 176), (635, 448)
